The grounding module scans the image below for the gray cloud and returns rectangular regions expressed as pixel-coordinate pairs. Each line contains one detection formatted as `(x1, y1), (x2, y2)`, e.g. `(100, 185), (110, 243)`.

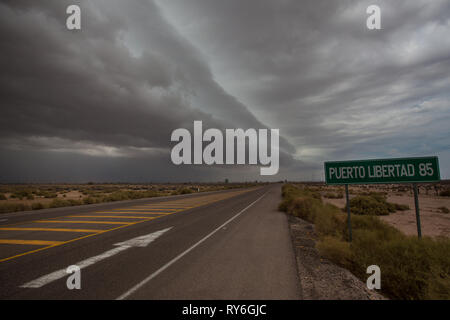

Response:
(157, 0), (450, 178)
(0, 0), (449, 182)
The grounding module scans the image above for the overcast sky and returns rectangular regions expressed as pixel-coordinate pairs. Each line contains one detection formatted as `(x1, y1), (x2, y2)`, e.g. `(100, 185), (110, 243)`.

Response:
(0, 0), (449, 182)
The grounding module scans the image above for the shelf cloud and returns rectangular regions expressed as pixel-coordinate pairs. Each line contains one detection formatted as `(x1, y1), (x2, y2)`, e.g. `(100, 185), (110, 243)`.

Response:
(1, 0), (449, 182)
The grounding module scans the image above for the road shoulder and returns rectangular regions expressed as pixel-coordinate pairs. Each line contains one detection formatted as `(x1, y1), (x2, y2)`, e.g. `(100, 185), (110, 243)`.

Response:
(287, 215), (386, 300)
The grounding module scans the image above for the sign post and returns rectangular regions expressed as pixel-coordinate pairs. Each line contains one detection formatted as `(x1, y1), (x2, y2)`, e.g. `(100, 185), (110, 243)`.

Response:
(345, 184), (352, 242)
(324, 156), (440, 239)
(412, 183), (422, 238)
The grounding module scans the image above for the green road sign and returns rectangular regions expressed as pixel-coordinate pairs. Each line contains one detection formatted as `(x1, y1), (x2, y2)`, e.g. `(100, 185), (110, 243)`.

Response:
(324, 156), (440, 185)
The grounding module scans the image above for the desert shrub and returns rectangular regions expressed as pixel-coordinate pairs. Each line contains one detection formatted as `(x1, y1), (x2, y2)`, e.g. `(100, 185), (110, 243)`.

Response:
(10, 189), (34, 200)
(351, 215), (403, 242)
(439, 189), (450, 197)
(316, 236), (352, 266)
(350, 233), (450, 299)
(347, 193), (410, 215)
(360, 191), (387, 199)
(43, 192), (58, 198)
(307, 189), (322, 201)
(83, 197), (97, 205)
(179, 188), (193, 195)
(68, 199), (83, 206)
(394, 203), (410, 211)
(32, 203), (45, 210)
(279, 185), (326, 223)
(48, 198), (82, 208)
(345, 195), (394, 216)
(49, 199), (71, 208)
(279, 185), (302, 211)
(314, 204), (347, 239)
(99, 190), (158, 202)
(0, 203), (30, 213)
(171, 188), (193, 195)
(286, 196), (321, 221)
(324, 192), (344, 199)
(438, 206), (449, 214)
(103, 192), (129, 202)
(279, 183), (450, 300)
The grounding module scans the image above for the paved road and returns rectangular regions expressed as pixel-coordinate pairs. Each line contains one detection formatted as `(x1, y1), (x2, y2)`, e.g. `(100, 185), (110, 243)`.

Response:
(0, 184), (300, 299)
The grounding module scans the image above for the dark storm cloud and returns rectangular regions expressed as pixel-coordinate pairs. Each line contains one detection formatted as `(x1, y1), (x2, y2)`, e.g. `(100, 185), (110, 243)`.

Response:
(157, 0), (450, 178)
(0, 0), (257, 149)
(0, 0), (449, 182)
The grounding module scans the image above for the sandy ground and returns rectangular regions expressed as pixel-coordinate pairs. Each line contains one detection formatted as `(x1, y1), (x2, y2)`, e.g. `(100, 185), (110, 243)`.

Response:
(322, 191), (450, 238)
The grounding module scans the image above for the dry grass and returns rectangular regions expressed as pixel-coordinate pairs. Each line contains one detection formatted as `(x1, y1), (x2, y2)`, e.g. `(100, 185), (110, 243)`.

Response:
(280, 184), (450, 300)
(0, 183), (256, 213)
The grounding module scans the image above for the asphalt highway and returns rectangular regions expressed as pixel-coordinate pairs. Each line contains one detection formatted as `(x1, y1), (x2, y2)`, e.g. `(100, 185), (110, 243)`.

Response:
(0, 184), (300, 299)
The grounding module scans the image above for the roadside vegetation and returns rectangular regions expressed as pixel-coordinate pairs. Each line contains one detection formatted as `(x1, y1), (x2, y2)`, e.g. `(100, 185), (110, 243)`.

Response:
(438, 206), (449, 214)
(323, 191), (344, 199)
(345, 192), (409, 216)
(279, 184), (450, 300)
(0, 183), (256, 214)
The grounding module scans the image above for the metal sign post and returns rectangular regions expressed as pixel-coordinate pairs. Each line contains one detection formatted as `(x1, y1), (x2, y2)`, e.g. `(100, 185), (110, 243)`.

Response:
(412, 183), (422, 238)
(345, 184), (352, 242)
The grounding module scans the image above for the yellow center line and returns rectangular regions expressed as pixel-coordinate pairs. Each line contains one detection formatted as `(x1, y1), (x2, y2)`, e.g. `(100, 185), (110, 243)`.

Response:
(109, 211), (172, 215)
(129, 207), (190, 210)
(69, 215), (152, 219)
(135, 205), (194, 207)
(139, 206), (186, 208)
(36, 220), (132, 225)
(129, 207), (183, 209)
(135, 203), (192, 208)
(0, 239), (63, 246)
(99, 212), (170, 216)
(140, 204), (193, 205)
(0, 227), (103, 233)
(142, 212), (173, 215)
(94, 211), (173, 214)
(111, 209), (176, 211)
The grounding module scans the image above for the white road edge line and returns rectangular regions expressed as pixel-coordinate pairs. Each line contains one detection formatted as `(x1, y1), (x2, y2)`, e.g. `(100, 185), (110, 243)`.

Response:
(116, 191), (268, 300)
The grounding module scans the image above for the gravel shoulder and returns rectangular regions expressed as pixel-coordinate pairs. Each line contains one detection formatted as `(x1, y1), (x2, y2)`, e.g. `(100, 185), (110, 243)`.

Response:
(287, 215), (386, 300)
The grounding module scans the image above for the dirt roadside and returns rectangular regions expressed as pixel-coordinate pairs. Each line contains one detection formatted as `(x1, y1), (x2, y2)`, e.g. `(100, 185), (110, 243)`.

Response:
(287, 215), (386, 300)
(322, 193), (450, 237)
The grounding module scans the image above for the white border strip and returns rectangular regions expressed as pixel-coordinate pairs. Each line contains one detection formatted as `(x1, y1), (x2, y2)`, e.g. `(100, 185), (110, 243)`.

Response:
(116, 191), (267, 300)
